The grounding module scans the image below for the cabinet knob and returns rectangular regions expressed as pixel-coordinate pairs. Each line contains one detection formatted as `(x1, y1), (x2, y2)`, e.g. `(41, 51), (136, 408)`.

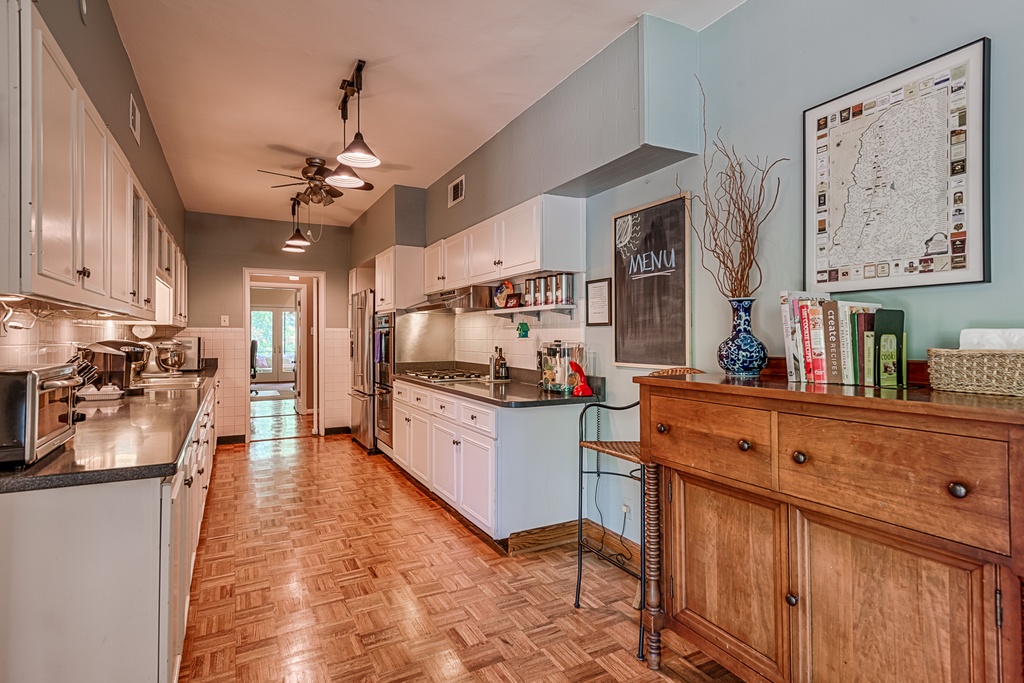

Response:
(737, 440), (751, 452)
(470, 414), (477, 421)
(493, 260), (498, 266)
(497, 260), (503, 266)
(656, 423), (668, 434)
(437, 275), (443, 280)
(439, 404), (446, 411)
(792, 451), (808, 464)
(948, 482), (969, 499)
(183, 476), (193, 488)
(452, 439), (457, 445)
(785, 593), (799, 606)
(192, 438), (200, 446)
(144, 298), (151, 304)
(165, 267), (171, 273)
(76, 267), (91, 278)
(130, 289), (137, 297)
(197, 467), (205, 475)
(405, 417), (411, 423)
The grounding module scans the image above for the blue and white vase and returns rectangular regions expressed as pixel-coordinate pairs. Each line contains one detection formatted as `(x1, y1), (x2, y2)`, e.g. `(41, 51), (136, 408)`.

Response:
(717, 297), (768, 377)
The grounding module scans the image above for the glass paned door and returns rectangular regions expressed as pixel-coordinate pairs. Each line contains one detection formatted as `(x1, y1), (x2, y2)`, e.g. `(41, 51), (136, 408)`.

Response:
(251, 307), (297, 383)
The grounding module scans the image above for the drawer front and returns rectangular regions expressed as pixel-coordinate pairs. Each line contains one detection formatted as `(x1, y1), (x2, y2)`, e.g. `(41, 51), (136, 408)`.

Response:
(459, 401), (496, 438)
(432, 393), (458, 421)
(778, 413), (1010, 554)
(394, 382), (410, 404)
(409, 387), (431, 411)
(649, 396), (772, 488)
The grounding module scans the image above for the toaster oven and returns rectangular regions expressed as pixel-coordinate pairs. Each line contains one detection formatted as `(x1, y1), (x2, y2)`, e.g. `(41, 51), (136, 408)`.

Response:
(0, 364), (82, 467)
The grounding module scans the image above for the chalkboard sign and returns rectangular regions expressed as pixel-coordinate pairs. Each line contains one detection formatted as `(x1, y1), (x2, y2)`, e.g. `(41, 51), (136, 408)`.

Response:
(613, 194), (691, 367)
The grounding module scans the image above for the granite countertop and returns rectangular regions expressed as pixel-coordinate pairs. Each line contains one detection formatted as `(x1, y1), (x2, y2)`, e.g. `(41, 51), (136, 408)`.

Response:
(395, 374), (601, 408)
(0, 372), (217, 495)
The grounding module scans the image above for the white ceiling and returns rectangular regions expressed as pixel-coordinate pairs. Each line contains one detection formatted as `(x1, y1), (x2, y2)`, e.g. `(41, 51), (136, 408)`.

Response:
(108, 0), (743, 228)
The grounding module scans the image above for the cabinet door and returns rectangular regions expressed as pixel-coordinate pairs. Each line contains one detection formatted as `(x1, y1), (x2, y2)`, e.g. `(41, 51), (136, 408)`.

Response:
(466, 219), (500, 283)
(424, 241), (444, 294)
(497, 198), (540, 277)
(108, 143), (134, 306)
(408, 409), (430, 484)
(443, 232), (469, 289)
(79, 97), (108, 297)
(430, 420), (458, 507)
(392, 402), (411, 468)
(33, 25), (78, 289)
(459, 431), (494, 534)
(790, 508), (996, 683)
(141, 205), (157, 314)
(374, 248), (393, 310)
(668, 472), (790, 682)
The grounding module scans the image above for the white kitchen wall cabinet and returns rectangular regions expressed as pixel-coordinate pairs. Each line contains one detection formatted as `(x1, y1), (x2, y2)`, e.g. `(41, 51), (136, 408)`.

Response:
(466, 219), (500, 283)
(108, 141), (134, 307)
(423, 240), (444, 294)
(424, 234), (470, 294)
(78, 96), (109, 298)
(374, 245), (424, 311)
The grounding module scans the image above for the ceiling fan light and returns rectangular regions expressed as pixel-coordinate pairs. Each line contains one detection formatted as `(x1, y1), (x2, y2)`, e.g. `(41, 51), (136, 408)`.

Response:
(285, 227), (310, 247)
(321, 194), (335, 207)
(338, 132), (380, 168)
(281, 244), (306, 253)
(326, 162), (365, 188)
(296, 189), (311, 205)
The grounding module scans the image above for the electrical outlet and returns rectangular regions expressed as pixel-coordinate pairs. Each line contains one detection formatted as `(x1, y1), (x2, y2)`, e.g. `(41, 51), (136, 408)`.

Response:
(220, 315), (229, 327)
(622, 497), (633, 520)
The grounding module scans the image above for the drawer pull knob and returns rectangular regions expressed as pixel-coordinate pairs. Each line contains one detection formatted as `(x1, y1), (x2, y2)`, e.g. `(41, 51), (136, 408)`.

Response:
(792, 451), (808, 465)
(470, 414), (477, 421)
(183, 476), (193, 488)
(737, 440), (751, 452)
(948, 482), (969, 499)
(656, 423), (668, 434)
(785, 593), (799, 606)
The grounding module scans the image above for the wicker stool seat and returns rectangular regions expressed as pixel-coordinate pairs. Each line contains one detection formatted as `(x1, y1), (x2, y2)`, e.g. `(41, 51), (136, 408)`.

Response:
(578, 440), (641, 464)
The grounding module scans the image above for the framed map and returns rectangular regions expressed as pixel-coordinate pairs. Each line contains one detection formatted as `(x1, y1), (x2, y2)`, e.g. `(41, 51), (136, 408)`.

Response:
(803, 38), (989, 293)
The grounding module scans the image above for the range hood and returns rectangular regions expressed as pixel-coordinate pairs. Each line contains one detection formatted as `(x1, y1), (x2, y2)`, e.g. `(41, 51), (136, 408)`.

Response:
(403, 286), (492, 313)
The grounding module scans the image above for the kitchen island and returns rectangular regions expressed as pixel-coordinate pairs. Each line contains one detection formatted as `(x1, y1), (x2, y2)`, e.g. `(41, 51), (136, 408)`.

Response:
(392, 375), (598, 542)
(0, 371), (218, 683)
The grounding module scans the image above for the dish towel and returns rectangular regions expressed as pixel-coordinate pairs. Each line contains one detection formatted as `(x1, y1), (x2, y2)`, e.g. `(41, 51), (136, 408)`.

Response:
(373, 330), (383, 363)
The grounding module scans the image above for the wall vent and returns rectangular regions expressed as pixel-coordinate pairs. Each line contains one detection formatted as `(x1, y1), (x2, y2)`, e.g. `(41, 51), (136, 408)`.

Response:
(447, 175), (465, 208)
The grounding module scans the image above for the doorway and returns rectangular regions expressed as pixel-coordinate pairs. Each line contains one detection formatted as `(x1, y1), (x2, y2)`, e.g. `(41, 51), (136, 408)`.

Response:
(244, 269), (326, 442)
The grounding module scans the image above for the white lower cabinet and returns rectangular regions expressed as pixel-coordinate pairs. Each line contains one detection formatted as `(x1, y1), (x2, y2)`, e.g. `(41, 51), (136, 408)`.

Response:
(393, 380), (579, 540)
(0, 383), (217, 683)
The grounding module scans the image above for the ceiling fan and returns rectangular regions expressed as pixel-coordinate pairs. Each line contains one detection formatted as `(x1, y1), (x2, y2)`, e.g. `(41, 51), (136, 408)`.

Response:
(257, 156), (374, 206)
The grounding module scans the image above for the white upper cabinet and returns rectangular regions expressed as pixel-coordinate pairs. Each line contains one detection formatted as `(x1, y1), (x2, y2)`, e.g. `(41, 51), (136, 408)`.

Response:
(423, 241), (443, 294)
(79, 97), (109, 298)
(424, 233), (469, 294)
(108, 142), (134, 307)
(375, 245), (424, 311)
(466, 219), (500, 283)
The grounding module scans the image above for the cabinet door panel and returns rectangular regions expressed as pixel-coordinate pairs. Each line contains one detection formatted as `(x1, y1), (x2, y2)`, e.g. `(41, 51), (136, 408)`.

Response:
(466, 220), (499, 283)
(424, 241), (444, 294)
(459, 432), (494, 533)
(409, 410), (430, 484)
(79, 99), (108, 297)
(497, 200), (540, 277)
(430, 420), (458, 506)
(108, 144), (133, 305)
(669, 473), (790, 681)
(791, 508), (992, 683)
(34, 31), (77, 287)
(392, 403), (410, 468)
(443, 233), (469, 289)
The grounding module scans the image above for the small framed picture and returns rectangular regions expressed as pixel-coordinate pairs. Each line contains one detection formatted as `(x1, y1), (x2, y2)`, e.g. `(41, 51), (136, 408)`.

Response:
(585, 278), (612, 326)
(504, 293), (522, 308)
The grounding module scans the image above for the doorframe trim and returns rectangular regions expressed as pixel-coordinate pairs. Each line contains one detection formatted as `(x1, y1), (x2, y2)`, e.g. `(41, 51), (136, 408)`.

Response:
(244, 268), (327, 441)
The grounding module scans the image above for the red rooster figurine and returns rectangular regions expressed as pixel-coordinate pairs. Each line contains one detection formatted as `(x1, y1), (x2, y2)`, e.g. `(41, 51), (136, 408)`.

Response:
(569, 361), (593, 397)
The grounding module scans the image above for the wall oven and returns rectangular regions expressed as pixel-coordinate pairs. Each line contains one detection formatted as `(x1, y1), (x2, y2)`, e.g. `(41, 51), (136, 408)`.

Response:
(0, 364), (82, 467)
(373, 312), (395, 448)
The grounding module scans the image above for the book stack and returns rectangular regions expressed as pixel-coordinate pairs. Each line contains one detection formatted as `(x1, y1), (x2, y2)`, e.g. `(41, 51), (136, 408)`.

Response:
(779, 291), (907, 387)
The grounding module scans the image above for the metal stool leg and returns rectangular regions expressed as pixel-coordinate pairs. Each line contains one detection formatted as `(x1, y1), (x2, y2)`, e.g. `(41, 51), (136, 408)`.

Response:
(574, 442), (584, 608)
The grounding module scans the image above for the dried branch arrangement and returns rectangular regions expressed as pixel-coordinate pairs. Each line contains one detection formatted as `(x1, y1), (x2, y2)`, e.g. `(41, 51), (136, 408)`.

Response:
(688, 80), (788, 299)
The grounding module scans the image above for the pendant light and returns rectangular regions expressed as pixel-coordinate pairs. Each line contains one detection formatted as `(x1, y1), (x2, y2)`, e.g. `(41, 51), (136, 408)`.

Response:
(327, 113), (369, 188)
(337, 61), (380, 168)
(281, 197), (308, 253)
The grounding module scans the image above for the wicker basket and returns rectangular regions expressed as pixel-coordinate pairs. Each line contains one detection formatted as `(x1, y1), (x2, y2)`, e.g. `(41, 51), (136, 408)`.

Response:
(927, 348), (1024, 397)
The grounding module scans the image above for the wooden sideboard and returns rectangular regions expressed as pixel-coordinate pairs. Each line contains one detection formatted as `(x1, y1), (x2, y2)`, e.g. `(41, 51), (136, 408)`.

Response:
(635, 373), (1024, 682)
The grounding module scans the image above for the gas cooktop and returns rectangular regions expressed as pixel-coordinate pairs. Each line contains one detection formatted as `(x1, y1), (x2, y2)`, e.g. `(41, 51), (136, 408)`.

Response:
(405, 369), (485, 383)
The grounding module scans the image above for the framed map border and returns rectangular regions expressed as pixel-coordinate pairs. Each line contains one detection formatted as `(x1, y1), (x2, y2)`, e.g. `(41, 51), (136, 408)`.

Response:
(803, 38), (990, 293)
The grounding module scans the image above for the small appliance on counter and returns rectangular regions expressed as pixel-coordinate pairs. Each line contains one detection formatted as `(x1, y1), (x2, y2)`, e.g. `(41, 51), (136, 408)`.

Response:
(0, 363), (83, 467)
(85, 340), (150, 394)
(139, 339), (186, 376)
(539, 340), (585, 393)
(178, 337), (204, 371)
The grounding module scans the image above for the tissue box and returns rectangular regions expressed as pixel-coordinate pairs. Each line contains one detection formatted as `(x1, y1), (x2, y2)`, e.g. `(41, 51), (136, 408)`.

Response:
(927, 348), (1024, 397)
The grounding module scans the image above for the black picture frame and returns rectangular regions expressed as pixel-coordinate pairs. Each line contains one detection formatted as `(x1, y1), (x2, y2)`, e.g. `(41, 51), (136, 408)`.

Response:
(585, 278), (611, 326)
(612, 194), (691, 367)
(803, 38), (990, 293)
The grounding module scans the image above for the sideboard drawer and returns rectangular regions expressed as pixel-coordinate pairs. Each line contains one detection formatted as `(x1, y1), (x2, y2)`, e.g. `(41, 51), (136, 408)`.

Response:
(777, 413), (1010, 554)
(649, 396), (772, 488)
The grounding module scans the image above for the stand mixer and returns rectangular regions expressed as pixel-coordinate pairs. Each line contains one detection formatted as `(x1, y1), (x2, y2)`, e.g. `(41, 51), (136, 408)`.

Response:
(138, 339), (186, 376)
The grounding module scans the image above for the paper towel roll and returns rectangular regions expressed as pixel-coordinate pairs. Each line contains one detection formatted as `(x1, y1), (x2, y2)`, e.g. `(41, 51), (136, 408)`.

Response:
(959, 328), (1024, 350)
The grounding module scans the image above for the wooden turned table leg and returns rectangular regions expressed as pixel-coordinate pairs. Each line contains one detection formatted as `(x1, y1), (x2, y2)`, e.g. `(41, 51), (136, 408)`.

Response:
(643, 462), (663, 670)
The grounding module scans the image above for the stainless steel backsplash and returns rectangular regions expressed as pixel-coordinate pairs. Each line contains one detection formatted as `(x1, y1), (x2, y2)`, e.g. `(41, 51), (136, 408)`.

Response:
(395, 312), (454, 362)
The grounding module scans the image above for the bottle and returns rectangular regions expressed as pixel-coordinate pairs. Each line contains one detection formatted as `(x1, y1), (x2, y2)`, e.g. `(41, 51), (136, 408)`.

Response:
(489, 348), (496, 379)
(494, 346), (509, 380)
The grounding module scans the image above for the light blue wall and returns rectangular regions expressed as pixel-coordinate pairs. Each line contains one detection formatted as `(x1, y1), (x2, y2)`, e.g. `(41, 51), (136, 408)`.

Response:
(585, 0), (1024, 542)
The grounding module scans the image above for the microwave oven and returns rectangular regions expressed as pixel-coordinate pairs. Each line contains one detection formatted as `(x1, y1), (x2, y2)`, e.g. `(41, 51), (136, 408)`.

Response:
(0, 364), (82, 467)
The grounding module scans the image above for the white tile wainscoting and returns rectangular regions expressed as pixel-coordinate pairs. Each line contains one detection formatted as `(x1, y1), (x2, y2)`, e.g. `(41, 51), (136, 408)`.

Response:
(0, 317), (132, 366)
(454, 309), (585, 374)
(322, 328), (351, 431)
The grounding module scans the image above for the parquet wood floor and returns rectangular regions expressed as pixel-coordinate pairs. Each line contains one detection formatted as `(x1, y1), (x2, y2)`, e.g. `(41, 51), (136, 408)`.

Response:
(179, 436), (740, 683)
(250, 399), (314, 440)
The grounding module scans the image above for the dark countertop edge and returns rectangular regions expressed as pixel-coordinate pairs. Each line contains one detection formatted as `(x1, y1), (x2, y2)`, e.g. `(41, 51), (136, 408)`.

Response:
(0, 369), (219, 495)
(394, 375), (601, 408)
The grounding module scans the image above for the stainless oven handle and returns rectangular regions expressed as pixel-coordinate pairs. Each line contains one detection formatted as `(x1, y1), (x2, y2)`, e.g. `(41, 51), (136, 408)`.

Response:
(40, 377), (84, 391)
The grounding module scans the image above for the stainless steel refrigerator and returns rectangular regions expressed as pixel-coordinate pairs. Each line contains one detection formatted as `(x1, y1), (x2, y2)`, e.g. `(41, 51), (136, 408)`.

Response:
(349, 289), (374, 450)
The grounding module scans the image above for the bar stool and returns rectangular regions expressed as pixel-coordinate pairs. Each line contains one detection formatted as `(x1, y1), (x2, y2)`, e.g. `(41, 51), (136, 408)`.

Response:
(574, 367), (703, 662)
(575, 400), (645, 659)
